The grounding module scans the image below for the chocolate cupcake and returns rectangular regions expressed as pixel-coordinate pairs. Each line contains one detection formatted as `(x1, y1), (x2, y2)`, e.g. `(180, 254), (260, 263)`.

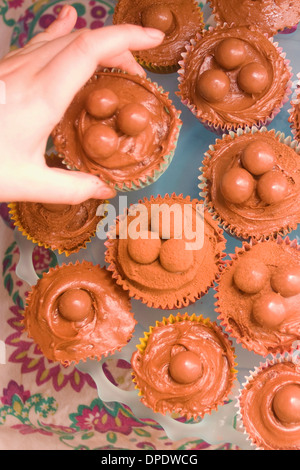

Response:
(131, 313), (237, 420)
(208, 0), (300, 37)
(200, 126), (300, 240)
(104, 193), (226, 309)
(215, 237), (300, 357)
(113, 0), (204, 73)
(237, 354), (300, 450)
(177, 25), (292, 134)
(23, 261), (136, 366)
(52, 69), (181, 192)
(8, 198), (105, 256)
(288, 72), (300, 143)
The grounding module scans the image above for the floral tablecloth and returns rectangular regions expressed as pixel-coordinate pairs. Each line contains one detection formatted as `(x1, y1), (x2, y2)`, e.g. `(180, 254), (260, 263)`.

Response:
(0, 0), (239, 451)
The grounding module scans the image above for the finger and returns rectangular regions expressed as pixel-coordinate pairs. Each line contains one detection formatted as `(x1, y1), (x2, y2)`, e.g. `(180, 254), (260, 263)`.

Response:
(105, 50), (146, 77)
(3, 164), (116, 204)
(37, 24), (164, 113)
(27, 4), (78, 46)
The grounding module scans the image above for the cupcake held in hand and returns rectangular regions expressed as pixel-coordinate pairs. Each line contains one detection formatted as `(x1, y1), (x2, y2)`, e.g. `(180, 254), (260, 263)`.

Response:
(52, 69), (182, 191)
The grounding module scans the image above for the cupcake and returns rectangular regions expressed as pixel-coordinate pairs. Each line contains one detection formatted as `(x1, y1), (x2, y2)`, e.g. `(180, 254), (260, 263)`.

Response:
(177, 25), (292, 134)
(200, 126), (300, 241)
(237, 354), (300, 450)
(288, 72), (300, 143)
(23, 261), (136, 366)
(52, 69), (182, 192)
(208, 0), (300, 37)
(131, 312), (237, 420)
(8, 198), (105, 256)
(215, 237), (300, 357)
(105, 193), (227, 309)
(113, 0), (204, 73)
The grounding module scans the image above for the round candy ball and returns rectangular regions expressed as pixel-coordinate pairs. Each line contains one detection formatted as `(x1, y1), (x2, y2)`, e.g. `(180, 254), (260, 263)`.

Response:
(58, 288), (92, 322)
(159, 238), (193, 273)
(214, 38), (246, 70)
(42, 203), (70, 212)
(233, 257), (269, 294)
(82, 123), (119, 160)
(252, 292), (287, 329)
(238, 62), (269, 94)
(241, 140), (276, 176)
(169, 350), (202, 384)
(257, 171), (288, 205)
(117, 103), (150, 136)
(85, 88), (119, 119)
(127, 231), (161, 264)
(271, 265), (300, 297)
(273, 384), (300, 424)
(220, 167), (255, 204)
(197, 69), (230, 102)
(141, 5), (174, 33)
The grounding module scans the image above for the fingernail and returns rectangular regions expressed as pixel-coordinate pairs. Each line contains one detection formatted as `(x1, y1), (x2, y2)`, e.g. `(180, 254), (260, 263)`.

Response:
(58, 4), (71, 20)
(97, 187), (117, 200)
(144, 27), (165, 40)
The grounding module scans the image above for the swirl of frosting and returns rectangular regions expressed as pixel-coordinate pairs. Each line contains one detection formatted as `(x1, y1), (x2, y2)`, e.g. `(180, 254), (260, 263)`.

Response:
(208, 0), (300, 37)
(105, 195), (226, 309)
(23, 261), (136, 365)
(52, 71), (181, 188)
(12, 199), (103, 254)
(178, 25), (291, 129)
(131, 315), (236, 419)
(216, 239), (300, 356)
(240, 361), (300, 450)
(113, 0), (204, 70)
(202, 130), (300, 239)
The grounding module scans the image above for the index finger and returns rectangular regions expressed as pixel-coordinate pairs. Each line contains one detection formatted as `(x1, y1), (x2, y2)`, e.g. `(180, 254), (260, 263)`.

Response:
(37, 24), (164, 116)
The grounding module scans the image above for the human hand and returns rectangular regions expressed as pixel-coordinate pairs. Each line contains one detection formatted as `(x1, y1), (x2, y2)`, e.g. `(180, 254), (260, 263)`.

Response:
(0, 4), (164, 204)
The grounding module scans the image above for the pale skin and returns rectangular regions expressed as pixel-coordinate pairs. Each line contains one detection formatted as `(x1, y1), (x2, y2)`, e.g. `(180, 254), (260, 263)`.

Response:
(0, 4), (164, 204)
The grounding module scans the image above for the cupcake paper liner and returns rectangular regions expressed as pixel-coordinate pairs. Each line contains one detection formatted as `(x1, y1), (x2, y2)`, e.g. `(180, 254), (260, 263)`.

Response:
(199, 125), (300, 241)
(236, 348), (300, 450)
(131, 312), (238, 420)
(104, 193), (227, 310)
(22, 260), (136, 367)
(8, 200), (107, 257)
(215, 235), (300, 357)
(52, 68), (182, 193)
(177, 25), (293, 135)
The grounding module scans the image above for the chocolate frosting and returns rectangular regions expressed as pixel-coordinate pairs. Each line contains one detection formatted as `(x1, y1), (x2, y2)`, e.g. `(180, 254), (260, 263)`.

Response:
(216, 239), (300, 356)
(113, 0), (204, 70)
(177, 25), (291, 130)
(208, 0), (300, 37)
(23, 261), (136, 365)
(105, 194), (226, 309)
(131, 315), (236, 419)
(202, 130), (300, 239)
(52, 70), (181, 189)
(11, 199), (103, 254)
(240, 361), (300, 450)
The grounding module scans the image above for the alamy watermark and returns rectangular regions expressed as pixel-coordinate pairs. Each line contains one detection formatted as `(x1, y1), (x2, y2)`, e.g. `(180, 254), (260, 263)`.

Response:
(96, 196), (205, 250)
(0, 80), (6, 105)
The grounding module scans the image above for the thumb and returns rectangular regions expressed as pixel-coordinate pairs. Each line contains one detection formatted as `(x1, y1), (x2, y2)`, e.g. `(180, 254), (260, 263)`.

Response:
(4, 165), (117, 204)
